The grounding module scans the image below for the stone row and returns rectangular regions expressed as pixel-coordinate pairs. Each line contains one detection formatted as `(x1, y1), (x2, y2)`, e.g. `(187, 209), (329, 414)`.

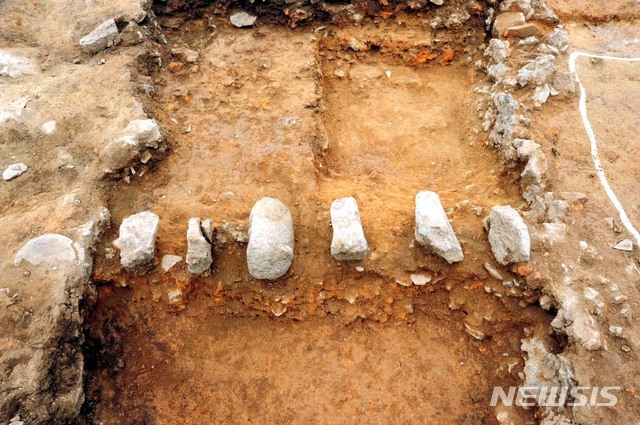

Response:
(113, 192), (531, 280)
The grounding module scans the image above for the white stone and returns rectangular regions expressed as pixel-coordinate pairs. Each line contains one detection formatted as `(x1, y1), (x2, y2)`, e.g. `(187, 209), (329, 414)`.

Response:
(79, 19), (119, 54)
(14, 234), (78, 266)
(583, 287), (599, 301)
(520, 150), (547, 184)
(484, 262), (504, 280)
(167, 289), (183, 306)
(613, 239), (633, 252)
(410, 273), (431, 286)
(551, 291), (602, 350)
(186, 217), (212, 274)
(230, 11), (257, 28)
(513, 138), (540, 160)
(0, 52), (38, 78)
(330, 197), (368, 261)
(484, 39), (510, 64)
(609, 325), (623, 337)
(113, 211), (159, 270)
(161, 255), (182, 272)
(532, 84), (550, 105)
(429, 0), (444, 5)
(201, 219), (213, 242)
(124, 119), (162, 148)
(414, 191), (464, 264)
(517, 55), (556, 87)
(521, 337), (573, 391)
(2, 163), (28, 181)
(484, 206), (530, 265)
(42, 120), (57, 135)
(247, 198), (294, 280)
(0, 98), (30, 125)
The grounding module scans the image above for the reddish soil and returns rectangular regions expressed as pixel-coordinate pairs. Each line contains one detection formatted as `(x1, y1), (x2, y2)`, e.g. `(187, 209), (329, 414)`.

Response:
(85, 12), (554, 425)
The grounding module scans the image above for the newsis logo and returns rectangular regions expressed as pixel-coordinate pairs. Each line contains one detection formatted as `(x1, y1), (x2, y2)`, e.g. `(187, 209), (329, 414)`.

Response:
(490, 386), (621, 408)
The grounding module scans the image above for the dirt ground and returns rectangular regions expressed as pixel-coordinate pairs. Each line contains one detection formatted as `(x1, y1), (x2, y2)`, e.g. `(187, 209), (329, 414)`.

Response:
(2, 0), (640, 424)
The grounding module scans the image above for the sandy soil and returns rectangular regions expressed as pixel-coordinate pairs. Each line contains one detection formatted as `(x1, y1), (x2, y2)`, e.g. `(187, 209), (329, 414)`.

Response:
(547, 0), (640, 22)
(522, 23), (640, 424)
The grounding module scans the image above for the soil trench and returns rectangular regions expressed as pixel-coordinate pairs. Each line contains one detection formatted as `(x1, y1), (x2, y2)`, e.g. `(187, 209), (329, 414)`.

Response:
(85, 8), (554, 424)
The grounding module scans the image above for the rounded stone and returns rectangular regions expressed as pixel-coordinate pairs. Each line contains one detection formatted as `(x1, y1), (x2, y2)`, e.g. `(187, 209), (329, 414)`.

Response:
(246, 197), (294, 280)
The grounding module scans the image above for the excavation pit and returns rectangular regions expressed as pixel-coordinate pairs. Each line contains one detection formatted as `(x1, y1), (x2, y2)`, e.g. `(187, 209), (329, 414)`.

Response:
(84, 4), (556, 423)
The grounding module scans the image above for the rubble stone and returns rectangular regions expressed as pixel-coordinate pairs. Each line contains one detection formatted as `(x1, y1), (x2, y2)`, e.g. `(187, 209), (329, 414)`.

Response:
(415, 191), (464, 264)
(113, 211), (159, 271)
(247, 198), (294, 280)
(484, 206), (531, 265)
(330, 197), (368, 261)
(79, 19), (119, 54)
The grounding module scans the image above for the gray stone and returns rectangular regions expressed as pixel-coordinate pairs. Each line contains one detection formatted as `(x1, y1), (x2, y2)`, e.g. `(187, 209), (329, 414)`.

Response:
(553, 72), (577, 95)
(521, 337), (575, 392)
(330, 197), (368, 261)
(489, 93), (518, 159)
(518, 36), (540, 46)
(186, 217), (213, 274)
(485, 39), (510, 64)
(71, 208), (111, 250)
(113, 211), (159, 270)
(551, 291), (602, 350)
(537, 43), (559, 55)
(546, 200), (568, 223)
(99, 136), (138, 171)
(548, 27), (569, 53)
(79, 19), (119, 54)
(485, 206), (531, 265)
(487, 63), (510, 82)
(14, 234), (78, 266)
(124, 119), (162, 148)
(230, 11), (257, 28)
(3, 163), (28, 181)
(247, 197), (294, 280)
(513, 138), (540, 160)
(517, 55), (556, 87)
(414, 191), (464, 264)
(201, 219), (213, 242)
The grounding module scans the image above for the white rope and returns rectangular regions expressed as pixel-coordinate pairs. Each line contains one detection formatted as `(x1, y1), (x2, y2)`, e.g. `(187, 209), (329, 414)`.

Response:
(569, 51), (640, 248)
